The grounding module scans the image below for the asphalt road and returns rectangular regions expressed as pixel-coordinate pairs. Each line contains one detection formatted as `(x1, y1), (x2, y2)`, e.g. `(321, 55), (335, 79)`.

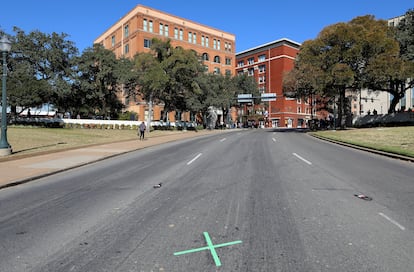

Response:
(0, 129), (413, 272)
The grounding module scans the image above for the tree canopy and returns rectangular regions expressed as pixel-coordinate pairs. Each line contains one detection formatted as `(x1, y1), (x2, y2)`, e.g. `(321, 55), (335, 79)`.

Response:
(283, 12), (414, 128)
(1, 29), (256, 123)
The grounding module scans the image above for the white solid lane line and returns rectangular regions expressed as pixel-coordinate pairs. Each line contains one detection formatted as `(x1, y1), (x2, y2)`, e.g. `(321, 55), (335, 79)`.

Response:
(220, 138), (227, 142)
(379, 212), (406, 231)
(187, 153), (203, 165)
(292, 153), (312, 165)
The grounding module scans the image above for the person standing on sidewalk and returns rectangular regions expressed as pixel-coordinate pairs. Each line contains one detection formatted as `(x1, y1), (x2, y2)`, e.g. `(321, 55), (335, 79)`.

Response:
(139, 121), (146, 140)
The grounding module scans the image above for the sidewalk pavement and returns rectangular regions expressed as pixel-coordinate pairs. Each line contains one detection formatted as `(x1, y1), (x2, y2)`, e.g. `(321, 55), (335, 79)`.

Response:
(0, 129), (226, 190)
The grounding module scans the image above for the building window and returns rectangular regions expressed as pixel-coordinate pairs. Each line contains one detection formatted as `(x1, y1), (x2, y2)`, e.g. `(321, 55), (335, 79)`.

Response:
(193, 33), (197, 44)
(258, 54), (266, 62)
(259, 76), (265, 84)
(188, 32), (192, 43)
(214, 67), (220, 74)
(205, 37), (209, 47)
(174, 27), (178, 39)
(225, 42), (232, 52)
(124, 25), (129, 38)
(248, 57), (254, 65)
(214, 56), (220, 63)
(111, 35), (115, 47)
(201, 35), (205, 46)
(144, 39), (151, 48)
(164, 24), (169, 37)
(202, 53), (209, 61)
(225, 58), (231, 65)
(258, 65), (265, 73)
(297, 107), (301, 113)
(248, 68), (254, 76)
(124, 44), (129, 54)
(213, 39), (217, 49)
(159, 23), (164, 35)
(217, 40), (221, 50)
(143, 19), (148, 31)
(179, 29), (183, 40)
(259, 86), (265, 93)
(225, 69), (231, 76)
(238, 70), (244, 76)
(297, 98), (302, 104)
(237, 60), (244, 67)
(149, 20), (153, 32)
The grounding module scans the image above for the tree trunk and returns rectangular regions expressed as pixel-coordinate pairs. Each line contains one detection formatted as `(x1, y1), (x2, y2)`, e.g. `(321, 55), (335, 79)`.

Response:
(338, 87), (346, 129)
(388, 95), (399, 114)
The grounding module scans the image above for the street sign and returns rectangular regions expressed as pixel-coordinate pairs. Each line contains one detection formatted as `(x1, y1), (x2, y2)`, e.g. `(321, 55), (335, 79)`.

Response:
(237, 94), (253, 103)
(261, 93), (276, 101)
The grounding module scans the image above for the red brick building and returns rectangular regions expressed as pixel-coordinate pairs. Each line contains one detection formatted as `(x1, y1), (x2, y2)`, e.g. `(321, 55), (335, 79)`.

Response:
(94, 5), (235, 122)
(236, 39), (313, 128)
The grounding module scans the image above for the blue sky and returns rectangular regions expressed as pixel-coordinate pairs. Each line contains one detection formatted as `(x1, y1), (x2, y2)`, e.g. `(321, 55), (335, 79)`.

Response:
(1, 1), (412, 54)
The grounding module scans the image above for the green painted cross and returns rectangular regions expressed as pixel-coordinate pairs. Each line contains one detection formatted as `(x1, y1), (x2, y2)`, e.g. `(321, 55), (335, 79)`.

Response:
(174, 232), (242, 267)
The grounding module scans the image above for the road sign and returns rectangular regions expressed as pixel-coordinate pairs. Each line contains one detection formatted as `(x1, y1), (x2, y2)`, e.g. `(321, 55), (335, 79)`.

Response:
(237, 94), (253, 103)
(261, 93), (276, 101)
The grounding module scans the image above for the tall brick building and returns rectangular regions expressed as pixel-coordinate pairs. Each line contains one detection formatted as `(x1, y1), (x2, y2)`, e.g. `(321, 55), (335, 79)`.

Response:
(94, 5), (236, 122)
(236, 39), (312, 128)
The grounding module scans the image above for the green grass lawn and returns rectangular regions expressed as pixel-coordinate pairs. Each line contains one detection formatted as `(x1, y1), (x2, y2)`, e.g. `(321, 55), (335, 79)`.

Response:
(5, 126), (180, 157)
(310, 126), (414, 158)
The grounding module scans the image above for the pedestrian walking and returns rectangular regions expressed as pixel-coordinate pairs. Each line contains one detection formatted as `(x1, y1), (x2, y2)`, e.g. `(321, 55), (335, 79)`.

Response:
(139, 121), (146, 140)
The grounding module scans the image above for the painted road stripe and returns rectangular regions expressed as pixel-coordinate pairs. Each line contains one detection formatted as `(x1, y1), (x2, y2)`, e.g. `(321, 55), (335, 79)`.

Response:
(187, 153), (202, 165)
(292, 153), (312, 165)
(379, 212), (406, 231)
(220, 138), (227, 142)
(272, 138), (276, 142)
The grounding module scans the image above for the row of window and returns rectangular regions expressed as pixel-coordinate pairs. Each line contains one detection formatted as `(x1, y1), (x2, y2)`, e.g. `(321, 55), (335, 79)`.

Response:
(237, 54), (266, 67)
(243, 65), (266, 76)
(142, 18), (232, 52)
(201, 53), (232, 65)
(114, 21), (233, 58)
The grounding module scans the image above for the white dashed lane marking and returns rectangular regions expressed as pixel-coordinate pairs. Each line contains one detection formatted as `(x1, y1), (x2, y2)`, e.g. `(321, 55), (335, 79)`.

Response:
(292, 153), (312, 165)
(187, 153), (202, 165)
(379, 212), (406, 231)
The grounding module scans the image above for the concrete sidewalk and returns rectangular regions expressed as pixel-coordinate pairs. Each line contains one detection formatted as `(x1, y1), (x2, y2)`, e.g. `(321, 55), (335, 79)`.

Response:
(0, 129), (225, 190)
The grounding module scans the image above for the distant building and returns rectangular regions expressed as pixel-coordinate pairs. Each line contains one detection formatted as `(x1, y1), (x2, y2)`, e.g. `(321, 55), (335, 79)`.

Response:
(235, 38), (314, 128)
(350, 90), (390, 116)
(94, 4), (236, 122)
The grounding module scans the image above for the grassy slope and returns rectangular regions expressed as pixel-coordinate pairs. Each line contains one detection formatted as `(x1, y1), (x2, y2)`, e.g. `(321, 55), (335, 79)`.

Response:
(311, 127), (414, 158)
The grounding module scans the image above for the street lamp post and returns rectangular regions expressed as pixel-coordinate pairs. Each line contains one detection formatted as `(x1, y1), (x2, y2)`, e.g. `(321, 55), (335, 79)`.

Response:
(0, 36), (12, 156)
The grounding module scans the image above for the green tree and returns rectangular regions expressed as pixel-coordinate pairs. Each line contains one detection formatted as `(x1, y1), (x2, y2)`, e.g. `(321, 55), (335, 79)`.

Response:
(395, 9), (414, 61)
(7, 28), (78, 115)
(75, 44), (123, 118)
(364, 9), (414, 113)
(134, 38), (205, 121)
(286, 15), (401, 127)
